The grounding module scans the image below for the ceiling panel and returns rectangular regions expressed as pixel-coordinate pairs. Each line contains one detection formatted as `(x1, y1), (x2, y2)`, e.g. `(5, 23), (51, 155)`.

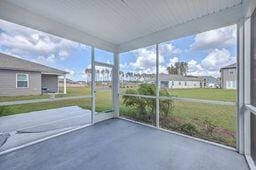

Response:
(0, 0), (246, 52)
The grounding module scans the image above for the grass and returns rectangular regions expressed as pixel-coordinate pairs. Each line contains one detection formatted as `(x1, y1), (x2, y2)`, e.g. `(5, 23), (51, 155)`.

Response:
(0, 87), (91, 102)
(165, 88), (236, 102)
(120, 100), (236, 147)
(0, 86), (237, 146)
(0, 87), (236, 102)
(0, 95), (49, 102)
(0, 90), (112, 117)
(0, 98), (91, 117)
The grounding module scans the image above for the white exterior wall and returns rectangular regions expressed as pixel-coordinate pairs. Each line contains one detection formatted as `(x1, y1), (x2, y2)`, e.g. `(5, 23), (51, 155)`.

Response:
(168, 80), (201, 89)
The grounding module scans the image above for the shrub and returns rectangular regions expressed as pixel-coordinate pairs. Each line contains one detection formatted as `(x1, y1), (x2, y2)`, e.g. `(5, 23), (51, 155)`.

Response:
(122, 84), (174, 118)
(178, 123), (198, 136)
(203, 119), (217, 135)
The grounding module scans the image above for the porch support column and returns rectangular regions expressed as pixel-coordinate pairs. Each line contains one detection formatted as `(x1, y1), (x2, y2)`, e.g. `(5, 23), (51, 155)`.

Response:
(91, 46), (95, 124)
(63, 74), (67, 94)
(244, 17), (252, 155)
(156, 44), (160, 128)
(237, 17), (252, 154)
(113, 52), (120, 118)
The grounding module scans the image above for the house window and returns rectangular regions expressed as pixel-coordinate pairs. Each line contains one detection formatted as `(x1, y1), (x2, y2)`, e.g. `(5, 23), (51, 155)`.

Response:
(172, 81), (174, 86)
(185, 81), (187, 86)
(16, 73), (29, 88)
(230, 71), (234, 75)
(179, 81), (181, 85)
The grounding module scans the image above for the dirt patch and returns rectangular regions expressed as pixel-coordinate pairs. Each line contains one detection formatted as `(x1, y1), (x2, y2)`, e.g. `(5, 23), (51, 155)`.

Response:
(213, 128), (235, 139)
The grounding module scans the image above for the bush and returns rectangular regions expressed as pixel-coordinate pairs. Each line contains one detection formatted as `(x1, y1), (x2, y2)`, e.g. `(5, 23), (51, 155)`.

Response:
(203, 119), (217, 135)
(122, 84), (174, 119)
(178, 123), (198, 136)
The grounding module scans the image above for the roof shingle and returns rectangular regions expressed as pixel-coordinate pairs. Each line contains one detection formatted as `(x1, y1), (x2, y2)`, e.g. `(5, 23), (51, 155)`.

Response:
(0, 53), (67, 75)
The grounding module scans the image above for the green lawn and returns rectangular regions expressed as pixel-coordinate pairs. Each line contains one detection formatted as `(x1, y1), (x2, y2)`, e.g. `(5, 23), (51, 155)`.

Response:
(0, 87), (236, 102)
(0, 87), (91, 102)
(165, 88), (236, 102)
(120, 100), (236, 147)
(0, 87), (237, 147)
(0, 90), (112, 116)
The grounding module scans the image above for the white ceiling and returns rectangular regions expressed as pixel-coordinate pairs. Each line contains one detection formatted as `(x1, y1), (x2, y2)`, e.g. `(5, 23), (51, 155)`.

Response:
(0, 0), (253, 53)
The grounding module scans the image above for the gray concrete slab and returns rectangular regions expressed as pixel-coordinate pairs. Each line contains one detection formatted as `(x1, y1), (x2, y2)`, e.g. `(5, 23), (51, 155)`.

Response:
(0, 133), (10, 147)
(0, 106), (89, 132)
(0, 119), (248, 170)
(0, 106), (113, 152)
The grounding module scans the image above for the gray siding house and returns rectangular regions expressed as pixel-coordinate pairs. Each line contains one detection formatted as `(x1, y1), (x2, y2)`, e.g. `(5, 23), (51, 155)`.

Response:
(220, 63), (237, 89)
(0, 53), (68, 96)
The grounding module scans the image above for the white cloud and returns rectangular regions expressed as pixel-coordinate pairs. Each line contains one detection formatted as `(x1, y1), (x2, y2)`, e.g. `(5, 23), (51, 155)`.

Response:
(190, 25), (236, 50)
(201, 49), (235, 71)
(187, 49), (236, 77)
(32, 54), (56, 65)
(130, 48), (157, 71)
(0, 19), (78, 62)
(159, 43), (181, 56)
(169, 57), (179, 66)
(58, 50), (69, 60)
(123, 43), (181, 74)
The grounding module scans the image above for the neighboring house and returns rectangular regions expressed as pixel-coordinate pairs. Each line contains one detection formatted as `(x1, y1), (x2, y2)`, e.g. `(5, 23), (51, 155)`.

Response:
(198, 76), (218, 88)
(220, 63), (237, 89)
(0, 53), (68, 96)
(159, 74), (201, 89)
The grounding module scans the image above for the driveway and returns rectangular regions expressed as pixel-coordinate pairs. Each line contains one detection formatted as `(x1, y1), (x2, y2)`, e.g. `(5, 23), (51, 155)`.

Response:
(0, 106), (113, 152)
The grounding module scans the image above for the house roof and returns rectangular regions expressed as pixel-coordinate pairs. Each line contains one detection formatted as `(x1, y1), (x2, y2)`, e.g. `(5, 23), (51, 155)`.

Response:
(159, 74), (201, 82)
(197, 76), (217, 83)
(0, 0), (254, 53)
(221, 63), (237, 70)
(0, 53), (68, 75)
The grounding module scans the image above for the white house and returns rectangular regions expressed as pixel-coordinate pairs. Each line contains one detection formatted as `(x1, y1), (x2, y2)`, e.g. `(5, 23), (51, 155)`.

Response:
(159, 74), (201, 89)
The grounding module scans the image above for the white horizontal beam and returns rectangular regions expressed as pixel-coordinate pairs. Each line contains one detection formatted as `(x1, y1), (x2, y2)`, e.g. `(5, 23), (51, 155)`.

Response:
(0, 1), (117, 53)
(94, 61), (114, 68)
(118, 4), (244, 53)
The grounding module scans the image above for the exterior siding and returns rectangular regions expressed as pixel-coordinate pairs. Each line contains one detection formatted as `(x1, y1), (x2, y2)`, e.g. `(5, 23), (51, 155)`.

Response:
(41, 74), (58, 93)
(161, 80), (201, 89)
(169, 80), (201, 89)
(0, 69), (41, 96)
(221, 68), (236, 89)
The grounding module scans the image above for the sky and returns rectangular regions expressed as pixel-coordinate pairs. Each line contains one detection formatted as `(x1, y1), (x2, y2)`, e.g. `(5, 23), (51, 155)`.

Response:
(0, 19), (236, 81)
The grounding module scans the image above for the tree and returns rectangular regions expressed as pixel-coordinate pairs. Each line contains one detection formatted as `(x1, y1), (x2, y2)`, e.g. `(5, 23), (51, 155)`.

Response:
(167, 65), (178, 75)
(179, 62), (188, 76)
(85, 68), (91, 83)
(167, 62), (188, 76)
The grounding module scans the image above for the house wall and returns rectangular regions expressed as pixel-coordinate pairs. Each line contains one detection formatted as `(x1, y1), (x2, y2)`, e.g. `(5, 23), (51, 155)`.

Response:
(41, 74), (58, 93)
(221, 68), (237, 89)
(165, 80), (201, 89)
(0, 69), (41, 96)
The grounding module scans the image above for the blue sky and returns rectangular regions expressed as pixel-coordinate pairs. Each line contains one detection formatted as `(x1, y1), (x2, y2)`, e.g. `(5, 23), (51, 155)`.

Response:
(0, 19), (236, 80)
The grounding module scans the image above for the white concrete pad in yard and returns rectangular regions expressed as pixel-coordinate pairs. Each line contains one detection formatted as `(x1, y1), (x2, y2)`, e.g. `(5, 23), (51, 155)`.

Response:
(0, 106), (113, 152)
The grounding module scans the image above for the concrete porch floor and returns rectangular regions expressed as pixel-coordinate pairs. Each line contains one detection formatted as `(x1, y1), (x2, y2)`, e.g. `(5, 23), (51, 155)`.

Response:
(0, 106), (113, 152)
(0, 119), (248, 170)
